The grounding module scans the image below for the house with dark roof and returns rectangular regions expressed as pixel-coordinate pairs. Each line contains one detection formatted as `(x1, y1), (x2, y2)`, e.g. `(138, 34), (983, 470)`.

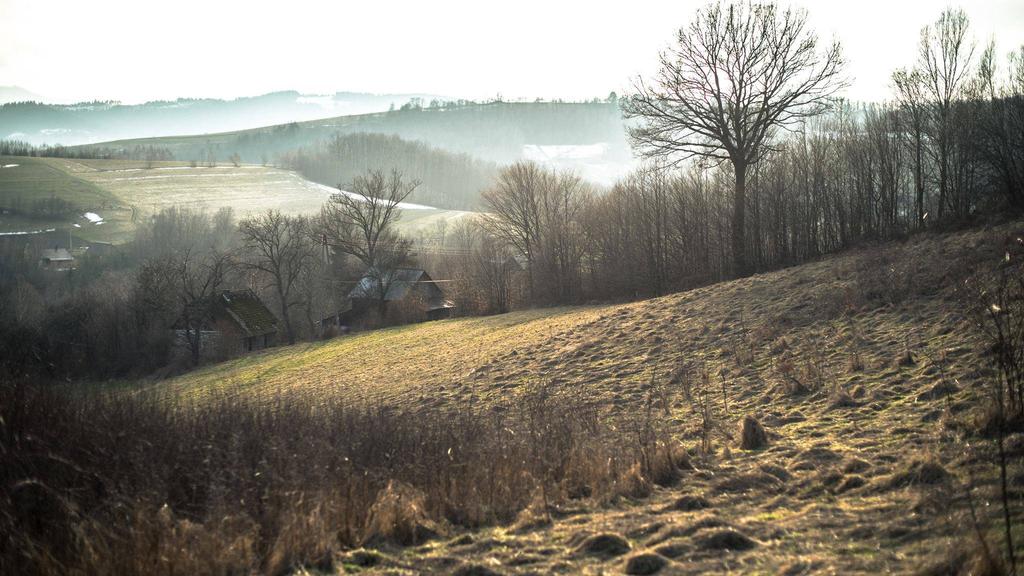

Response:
(173, 289), (279, 361)
(321, 267), (454, 330)
(39, 247), (76, 271)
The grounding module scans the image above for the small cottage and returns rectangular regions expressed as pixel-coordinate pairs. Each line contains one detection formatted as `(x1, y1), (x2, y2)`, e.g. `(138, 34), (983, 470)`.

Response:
(173, 289), (279, 361)
(39, 248), (75, 271)
(322, 267), (454, 330)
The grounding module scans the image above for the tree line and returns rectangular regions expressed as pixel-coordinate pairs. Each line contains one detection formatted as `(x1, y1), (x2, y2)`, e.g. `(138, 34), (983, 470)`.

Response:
(0, 141), (176, 162)
(480, 6), (1024, 304)
(277, 132), (499, 209)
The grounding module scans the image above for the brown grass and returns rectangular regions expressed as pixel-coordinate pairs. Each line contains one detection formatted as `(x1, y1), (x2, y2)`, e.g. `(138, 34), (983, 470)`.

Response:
(0, 380), (663, 575)
(738, 415), (768, 450)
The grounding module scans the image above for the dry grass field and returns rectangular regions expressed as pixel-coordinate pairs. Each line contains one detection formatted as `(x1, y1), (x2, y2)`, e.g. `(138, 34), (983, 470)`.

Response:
(118, 222), (1024, 574)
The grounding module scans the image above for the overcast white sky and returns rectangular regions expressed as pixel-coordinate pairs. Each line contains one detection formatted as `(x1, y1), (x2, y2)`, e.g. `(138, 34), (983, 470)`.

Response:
(1, 0), (1021, 105)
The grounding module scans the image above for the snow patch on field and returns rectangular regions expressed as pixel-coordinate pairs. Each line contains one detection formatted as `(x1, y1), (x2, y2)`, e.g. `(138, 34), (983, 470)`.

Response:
(0, 228), (56, 236)
(104, 168), (264, 182)
(523, 143), (608, 161)
(521, 142), (636, 186)
(308, 182), (436, 211)
(103, 165), (259, 175)
(83, 212), (104, 223)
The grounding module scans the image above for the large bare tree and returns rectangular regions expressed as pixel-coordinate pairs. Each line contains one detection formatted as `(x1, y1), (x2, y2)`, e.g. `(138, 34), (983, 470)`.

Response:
(623, 1), (846, 276)
(892, 68), (929, 228)
(173, 247), (234, 366)
(482, 162), (590, 304)
(916, 8), (975, 219)
(321, 169), (419, 315)
(480, 161), (545, 299)
(239, 211), (316, 345)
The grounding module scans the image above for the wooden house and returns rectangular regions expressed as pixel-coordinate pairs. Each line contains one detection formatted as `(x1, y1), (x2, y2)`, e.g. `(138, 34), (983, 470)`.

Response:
(321, 267), (454, 330)
(39, 247), (75, 271)
(173, 289), (279, 361)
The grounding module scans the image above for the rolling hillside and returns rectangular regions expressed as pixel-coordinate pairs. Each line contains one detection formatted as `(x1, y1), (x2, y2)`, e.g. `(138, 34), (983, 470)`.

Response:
(0, 90), (445, 146)
(0, 156), (472, 243)
(141, 222), (1024, 574)
(70, 101), (636, 185)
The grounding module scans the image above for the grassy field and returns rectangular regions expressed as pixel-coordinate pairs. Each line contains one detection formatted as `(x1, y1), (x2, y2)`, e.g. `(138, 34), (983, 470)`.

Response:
(0, 156), (136, 242)
(0, 155), (473, 243)
(130, 223), (1024, 574)
(155, 306), (612, 406)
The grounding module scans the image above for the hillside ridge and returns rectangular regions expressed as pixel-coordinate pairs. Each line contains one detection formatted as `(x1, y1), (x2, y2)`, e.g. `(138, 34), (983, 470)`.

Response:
(145, 222), (1024, 573)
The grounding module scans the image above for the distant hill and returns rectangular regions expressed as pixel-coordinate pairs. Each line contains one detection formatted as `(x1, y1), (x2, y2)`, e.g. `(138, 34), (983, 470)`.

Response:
(0, 90), (445, 146)
(71, 101), (636, 185)
(0, 86), (44, 105)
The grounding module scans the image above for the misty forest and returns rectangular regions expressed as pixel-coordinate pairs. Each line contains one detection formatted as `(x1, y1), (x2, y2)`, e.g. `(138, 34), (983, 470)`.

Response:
(2, 2), (1024, 575)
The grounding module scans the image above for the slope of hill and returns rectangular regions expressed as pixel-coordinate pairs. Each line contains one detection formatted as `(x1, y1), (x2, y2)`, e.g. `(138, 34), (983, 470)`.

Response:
(278, 132), (500, 210)
(71, 101), (636, 185)
(0, 91), (445, 146)
(146, 223), (1024, 573)
(0, 85), (45, 105)
(0, 156), (471, 243)
(0, 156), (133, 242)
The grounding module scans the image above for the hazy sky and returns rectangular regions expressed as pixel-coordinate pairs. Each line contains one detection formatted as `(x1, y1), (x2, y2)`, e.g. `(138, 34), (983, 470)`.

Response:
(1, 0), (1022, 105)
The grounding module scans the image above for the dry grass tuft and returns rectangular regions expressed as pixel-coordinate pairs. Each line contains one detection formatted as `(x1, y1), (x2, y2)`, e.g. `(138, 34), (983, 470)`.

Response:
(624, 551), (670, 574)
(362, 480), (442, 548)
(452, 563), (504, 576)
(696, 528), (758, 551)
(828, 386), (859, 409)
(0, 380), (659, 574)
(575, 532), (632, 558)
(896, 348), (917, 367)
(666, 494), (711, 512)
(738, 415), (769, 450)
(617, 463), (654, 500)
(885, 457), (952, 489)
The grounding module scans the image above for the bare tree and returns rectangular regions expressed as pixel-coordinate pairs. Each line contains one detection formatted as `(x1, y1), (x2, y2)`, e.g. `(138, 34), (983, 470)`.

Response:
(481, 161), (545, 299)
(893, 68), (930, 228)
(321, 169), (419, 315)
(174, 248), (234, 366)
(473, 231), (519, 314)
(239, 211), (316, 345)
(623, 1), (847, 276)
(538, 170), (589, 303)
(975, 43), (1024, 212)
(481, 162), (589, 304)
(914, 8), (975, 219)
